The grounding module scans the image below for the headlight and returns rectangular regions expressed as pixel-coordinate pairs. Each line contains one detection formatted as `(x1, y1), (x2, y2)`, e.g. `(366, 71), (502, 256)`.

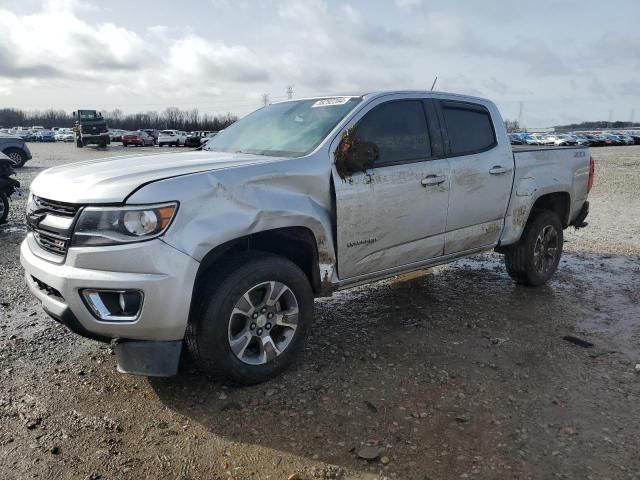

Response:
(71, 202), (178, 247)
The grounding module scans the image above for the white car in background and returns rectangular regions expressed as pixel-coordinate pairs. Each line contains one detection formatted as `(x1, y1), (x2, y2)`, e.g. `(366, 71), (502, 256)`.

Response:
(158, 130), (188, 147)
(55, 129), (75, 142)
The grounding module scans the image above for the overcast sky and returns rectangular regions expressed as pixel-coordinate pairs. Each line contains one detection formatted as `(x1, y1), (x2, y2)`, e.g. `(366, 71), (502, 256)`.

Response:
(0, 0), (638, 126)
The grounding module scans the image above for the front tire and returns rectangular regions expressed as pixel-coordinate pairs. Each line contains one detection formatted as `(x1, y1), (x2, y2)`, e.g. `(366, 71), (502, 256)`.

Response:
(3, 148), (27, 168)
(504, 210), (564, 286)
(186, 252), (313, 385)
(0, 193), (8, 224)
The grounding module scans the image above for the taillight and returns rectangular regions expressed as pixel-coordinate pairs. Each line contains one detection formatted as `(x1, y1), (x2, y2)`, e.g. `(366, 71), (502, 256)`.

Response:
(587, 156), (595, 192)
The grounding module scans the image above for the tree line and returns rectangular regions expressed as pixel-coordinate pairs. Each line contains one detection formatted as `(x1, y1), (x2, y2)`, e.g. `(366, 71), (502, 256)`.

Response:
(0, 107), (238, 132)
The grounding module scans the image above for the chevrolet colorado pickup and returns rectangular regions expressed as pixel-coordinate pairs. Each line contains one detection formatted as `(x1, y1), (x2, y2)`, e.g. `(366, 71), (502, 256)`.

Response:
(20, 91), (594, 384)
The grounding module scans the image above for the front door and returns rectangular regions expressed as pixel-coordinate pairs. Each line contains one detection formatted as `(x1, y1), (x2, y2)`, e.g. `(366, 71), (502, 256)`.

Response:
(333, 99), (450, 280)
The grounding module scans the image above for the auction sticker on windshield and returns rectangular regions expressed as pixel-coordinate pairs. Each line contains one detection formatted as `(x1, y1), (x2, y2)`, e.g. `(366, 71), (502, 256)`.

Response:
(311, 97), (354, 108)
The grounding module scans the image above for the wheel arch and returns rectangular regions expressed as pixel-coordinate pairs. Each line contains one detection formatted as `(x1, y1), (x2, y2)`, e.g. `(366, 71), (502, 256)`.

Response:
(191, 226), (326, 303)
(530, 191), (571, 228)
(498, 190), (571, 248)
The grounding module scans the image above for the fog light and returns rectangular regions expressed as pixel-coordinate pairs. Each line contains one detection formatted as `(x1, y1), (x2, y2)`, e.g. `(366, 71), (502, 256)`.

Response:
(81, 289), (143, 321)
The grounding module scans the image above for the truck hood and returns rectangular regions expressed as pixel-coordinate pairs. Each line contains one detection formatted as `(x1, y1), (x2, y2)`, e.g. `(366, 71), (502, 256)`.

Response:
(30, 150), (282, 204)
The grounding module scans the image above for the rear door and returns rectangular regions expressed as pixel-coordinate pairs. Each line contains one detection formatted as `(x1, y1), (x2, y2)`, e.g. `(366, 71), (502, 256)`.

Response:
(437, 100), (514, 254)
(333, 98), (450, 280)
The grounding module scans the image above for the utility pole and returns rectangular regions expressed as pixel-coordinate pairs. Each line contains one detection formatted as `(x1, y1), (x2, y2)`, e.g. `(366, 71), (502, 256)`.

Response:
(631, 108), (635, 127)
(261, 93), (269, 107)
(517, 101), (523, 128)
(286, 85), (294, 100)
(608, 109), (613, 128)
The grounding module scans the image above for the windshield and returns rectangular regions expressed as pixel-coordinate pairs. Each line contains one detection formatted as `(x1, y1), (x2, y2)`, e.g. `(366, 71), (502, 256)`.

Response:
(204, 96), (362, 157)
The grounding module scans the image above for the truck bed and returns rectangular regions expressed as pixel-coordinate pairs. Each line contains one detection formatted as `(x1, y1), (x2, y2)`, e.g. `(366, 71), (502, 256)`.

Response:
(511, 145), (585, 153)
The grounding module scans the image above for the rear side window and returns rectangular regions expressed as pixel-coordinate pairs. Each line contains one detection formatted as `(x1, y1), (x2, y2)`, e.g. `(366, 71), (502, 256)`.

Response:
(441, 101), (496, 155)
(355, 100), (431, 165)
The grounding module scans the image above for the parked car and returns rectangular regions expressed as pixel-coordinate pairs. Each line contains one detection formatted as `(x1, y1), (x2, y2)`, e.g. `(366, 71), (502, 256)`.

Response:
(508, 133), (524, 145)
(185, 131), (213, 147)
(577, 134), (604, 147)
(24, 130), (39, 142)
(139, 129), (159, 145)
(615, 134), (635, 145)
(0, 151), (21, 224)
(546, 135), (577, 146)
(55, 129), (75, 142)
(158, 130), (188, 147)
(0, 133), (32, 167)
(21, 91), (593, 384)
(602, 134), (624, 146)
(35, 130), (56, 142)
(518, 133), (542, 145)
(122, 131), (155, 147)
(108, 129), (126, 142)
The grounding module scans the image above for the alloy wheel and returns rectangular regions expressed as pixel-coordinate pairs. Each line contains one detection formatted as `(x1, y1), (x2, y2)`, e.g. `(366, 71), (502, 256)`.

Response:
(227, 281), (299, 365)
(533, 225), (559, 274)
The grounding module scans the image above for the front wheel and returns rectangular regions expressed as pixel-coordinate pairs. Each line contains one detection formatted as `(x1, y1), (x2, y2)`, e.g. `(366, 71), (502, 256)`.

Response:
(0, 193), (9, 224)
(185, 253), (313, 385)
(3, 148), (27, 168)
(503, 210), (564, 286)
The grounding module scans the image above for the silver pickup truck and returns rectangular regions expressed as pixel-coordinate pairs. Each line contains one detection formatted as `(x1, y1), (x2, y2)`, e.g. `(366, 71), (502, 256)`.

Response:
(20, 91), (594, 384)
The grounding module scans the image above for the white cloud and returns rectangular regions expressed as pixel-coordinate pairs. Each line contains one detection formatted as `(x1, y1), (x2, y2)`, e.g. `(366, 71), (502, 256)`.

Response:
(0, 0), (637, 125)
(395, 0), (422, 8)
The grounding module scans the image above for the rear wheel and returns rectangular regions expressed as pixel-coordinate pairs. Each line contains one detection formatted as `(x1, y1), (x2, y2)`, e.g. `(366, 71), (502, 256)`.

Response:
(0, 193), (8, 224)
(503, 210), (564, 286)
(3, 148), (27, 168)
(186, 252), (313, 385)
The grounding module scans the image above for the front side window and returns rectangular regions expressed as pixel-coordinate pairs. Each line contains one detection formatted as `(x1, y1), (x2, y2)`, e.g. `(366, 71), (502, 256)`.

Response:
(441, 101), (496, 155)
(205, 97), (362, 158)
(355, 100), (431, 166)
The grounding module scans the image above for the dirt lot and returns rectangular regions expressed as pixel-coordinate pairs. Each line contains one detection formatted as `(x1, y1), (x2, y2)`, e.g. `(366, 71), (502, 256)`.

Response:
(1, 143), (639, 480)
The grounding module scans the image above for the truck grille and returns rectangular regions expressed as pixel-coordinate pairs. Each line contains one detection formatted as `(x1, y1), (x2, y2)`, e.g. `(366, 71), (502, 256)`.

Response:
(33, 196), (78, 217)
(27, 196), (80, 257)
(33, 230), (69, 255)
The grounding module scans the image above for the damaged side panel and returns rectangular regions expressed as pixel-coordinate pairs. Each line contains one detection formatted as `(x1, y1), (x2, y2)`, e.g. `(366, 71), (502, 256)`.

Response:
(127, 157), (339, 287)
(499, 148), (589, 246)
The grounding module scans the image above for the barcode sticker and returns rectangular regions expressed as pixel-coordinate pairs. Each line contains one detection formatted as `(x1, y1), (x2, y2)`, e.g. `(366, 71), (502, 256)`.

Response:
(311, 97), (353, 108)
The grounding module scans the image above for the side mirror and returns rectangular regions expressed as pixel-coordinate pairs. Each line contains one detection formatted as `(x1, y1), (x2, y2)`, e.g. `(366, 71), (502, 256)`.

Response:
(335, 128), (378, 180)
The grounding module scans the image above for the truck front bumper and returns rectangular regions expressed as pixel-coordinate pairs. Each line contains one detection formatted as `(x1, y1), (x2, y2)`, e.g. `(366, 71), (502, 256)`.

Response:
(20, 236), (199, 343)
(20, 237), (199, 376)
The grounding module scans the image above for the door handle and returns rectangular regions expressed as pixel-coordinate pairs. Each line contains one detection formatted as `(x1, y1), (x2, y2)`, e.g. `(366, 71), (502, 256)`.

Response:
(489, 166), (508, 175)
(421, 175), (447, 186)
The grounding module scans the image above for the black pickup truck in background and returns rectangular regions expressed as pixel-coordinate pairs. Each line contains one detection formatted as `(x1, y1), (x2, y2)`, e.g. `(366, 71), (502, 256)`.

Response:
(74, 110), (111, 148)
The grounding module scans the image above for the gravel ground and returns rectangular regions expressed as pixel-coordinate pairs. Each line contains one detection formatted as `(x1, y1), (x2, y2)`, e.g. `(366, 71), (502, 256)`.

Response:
(1, 143), (639, 480)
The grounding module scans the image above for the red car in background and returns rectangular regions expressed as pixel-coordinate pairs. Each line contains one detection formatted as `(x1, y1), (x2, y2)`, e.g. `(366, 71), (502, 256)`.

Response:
(122, 131), (154, 147)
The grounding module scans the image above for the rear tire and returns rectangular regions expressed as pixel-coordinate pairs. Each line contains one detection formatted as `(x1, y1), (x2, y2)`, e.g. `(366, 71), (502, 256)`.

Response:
(503, 210), (564, 286)
(0, 193), (8, 224)
(185, 252), (313, 385)
(3, 148), (27, 168)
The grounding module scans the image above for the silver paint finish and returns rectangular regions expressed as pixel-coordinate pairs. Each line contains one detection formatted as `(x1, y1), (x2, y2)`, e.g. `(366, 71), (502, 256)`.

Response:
(21, 90), (591, 346)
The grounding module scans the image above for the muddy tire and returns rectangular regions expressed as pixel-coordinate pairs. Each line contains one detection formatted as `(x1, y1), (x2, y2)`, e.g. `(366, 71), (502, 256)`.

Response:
(504, 210), (564, 286)
(0, 193), (8, 224)
(3, 148), (27, 168)
(185, 252), (313, 385)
